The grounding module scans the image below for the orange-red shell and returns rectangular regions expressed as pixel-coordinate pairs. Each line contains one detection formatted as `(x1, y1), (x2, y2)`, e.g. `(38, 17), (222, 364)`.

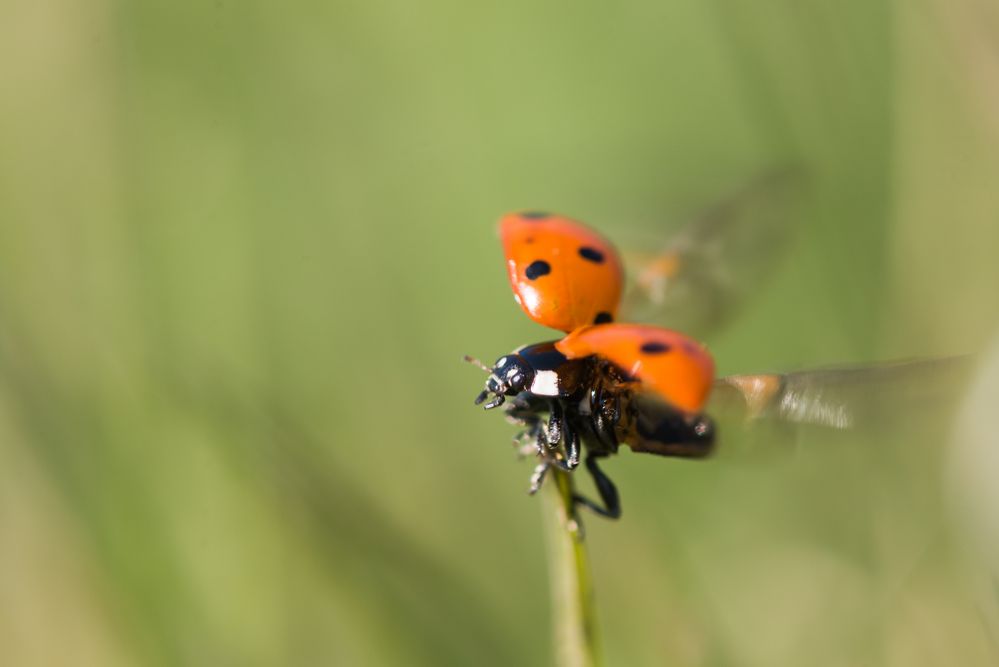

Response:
(500, 212), (623, 333)
(556, 323), (715, 413)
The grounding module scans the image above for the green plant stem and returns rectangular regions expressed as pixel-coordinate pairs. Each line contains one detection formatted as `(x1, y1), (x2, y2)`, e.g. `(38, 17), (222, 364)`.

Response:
(542, 467), (602, 667)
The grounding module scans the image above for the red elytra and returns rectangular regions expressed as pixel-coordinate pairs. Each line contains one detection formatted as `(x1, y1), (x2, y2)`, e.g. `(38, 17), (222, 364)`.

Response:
(500, 211), (624, 334)
(556, 323), (715, 414)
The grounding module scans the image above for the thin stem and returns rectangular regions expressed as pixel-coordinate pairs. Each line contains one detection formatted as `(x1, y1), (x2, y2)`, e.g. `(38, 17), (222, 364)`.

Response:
(542, 467), (603, 667)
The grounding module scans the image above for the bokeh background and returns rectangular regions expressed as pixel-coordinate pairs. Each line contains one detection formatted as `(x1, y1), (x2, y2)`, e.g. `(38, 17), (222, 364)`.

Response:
(3, 1), (999, 665)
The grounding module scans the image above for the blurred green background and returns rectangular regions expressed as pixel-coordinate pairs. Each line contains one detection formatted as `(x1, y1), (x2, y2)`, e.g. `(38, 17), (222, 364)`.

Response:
(3, 1), (999, 665)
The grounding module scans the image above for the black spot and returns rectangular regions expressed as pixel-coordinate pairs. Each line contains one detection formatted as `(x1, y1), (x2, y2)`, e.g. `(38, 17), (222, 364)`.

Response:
(578, 246), (605, 263)
(521, 211), (550, 220)
(640, 341), (671, 354)
(525, 260), (551, 280)
(524, 237), (535, 244)
(593, 312), (613, 324)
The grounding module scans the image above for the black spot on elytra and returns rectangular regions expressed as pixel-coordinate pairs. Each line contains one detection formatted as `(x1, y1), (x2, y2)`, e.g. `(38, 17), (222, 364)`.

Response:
(640, 341), (671, 354)
(521, 211), (550, 220)
(525, 260), (551, 280)
(594, 312), (613, 324)
(524, 237), (535, 244)
(578, 246), (605, 263)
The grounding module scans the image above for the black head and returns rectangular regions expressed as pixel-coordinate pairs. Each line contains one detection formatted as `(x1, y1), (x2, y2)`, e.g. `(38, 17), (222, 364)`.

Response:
(470, 353), (536, 410)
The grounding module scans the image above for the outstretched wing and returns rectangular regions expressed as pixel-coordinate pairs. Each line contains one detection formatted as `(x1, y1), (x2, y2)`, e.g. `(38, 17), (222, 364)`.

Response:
(621, 167), (808, 340)
(607, 357), (972, 462)
(710, 356), (974, 446)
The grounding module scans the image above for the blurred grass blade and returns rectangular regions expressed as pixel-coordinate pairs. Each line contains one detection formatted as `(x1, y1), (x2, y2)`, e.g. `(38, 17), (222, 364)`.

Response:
(543, 469), (602, 667)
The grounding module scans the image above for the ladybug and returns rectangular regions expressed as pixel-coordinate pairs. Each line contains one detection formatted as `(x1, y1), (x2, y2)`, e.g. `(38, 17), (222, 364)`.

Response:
(468, 211), (718, 518)
(468, 174), (969, 519)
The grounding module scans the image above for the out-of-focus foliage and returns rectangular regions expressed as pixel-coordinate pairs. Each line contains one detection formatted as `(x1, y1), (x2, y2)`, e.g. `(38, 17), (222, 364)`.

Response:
(1, 0), (998, 665)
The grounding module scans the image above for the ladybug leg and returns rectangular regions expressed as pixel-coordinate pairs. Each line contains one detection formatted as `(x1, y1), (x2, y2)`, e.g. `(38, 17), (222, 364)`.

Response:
(517, 442), (540, 458)
(508, 408), (542, 438)
(503, 397), (533, 423)
(505, 411), (531, 427)
(534, 425), (548, 456)
(510, 395), (532, 410)
(563, 421), (580, 469)
(572, 453), (621, 519)
(513, 425), (543, 458)
(545, 400), (564, 448)
(528, 460), (550, 495)
(592, 383), (604, 415)
(505, 398), (547, 457)
(548, 425), (581, 472)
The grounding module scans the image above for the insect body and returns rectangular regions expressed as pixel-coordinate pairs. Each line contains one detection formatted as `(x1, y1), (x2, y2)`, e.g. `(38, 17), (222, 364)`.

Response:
(471, 211), (722, 518)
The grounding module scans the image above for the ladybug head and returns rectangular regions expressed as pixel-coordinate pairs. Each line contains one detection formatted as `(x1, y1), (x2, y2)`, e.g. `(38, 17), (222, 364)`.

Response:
(465, 353), (535, 410)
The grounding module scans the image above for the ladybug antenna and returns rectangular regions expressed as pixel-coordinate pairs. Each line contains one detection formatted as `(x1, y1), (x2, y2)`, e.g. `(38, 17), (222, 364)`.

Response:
(466, 355), (505, 409)
(463, 354), (491, 373)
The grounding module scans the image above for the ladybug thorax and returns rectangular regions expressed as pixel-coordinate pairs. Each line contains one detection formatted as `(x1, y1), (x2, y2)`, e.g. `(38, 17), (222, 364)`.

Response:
(510, 341), (593, 399)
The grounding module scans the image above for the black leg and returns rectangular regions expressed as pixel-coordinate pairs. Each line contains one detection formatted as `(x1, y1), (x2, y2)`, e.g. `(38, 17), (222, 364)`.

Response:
(510, 409), (543, 444)
(512, 421), (543, 458)
(564, 421), (580, 470)
(525, 426), (541, 457)
(503, 396), (534, 421)
(504, 409), (532, 427)
(546, 400), (563, 448)
(573, 453), (621, 519)
(528, 460), (549, 495)
(549, 425), (580, 472)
